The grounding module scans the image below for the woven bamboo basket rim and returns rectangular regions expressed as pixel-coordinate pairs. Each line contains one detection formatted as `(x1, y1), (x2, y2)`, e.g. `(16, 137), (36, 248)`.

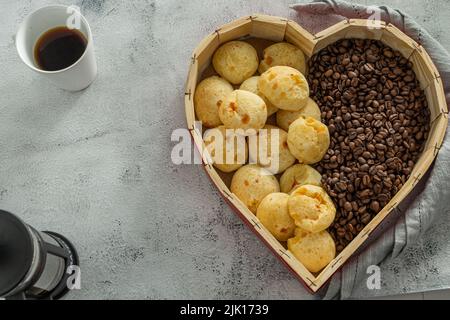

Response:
(184, 14), (448, 292)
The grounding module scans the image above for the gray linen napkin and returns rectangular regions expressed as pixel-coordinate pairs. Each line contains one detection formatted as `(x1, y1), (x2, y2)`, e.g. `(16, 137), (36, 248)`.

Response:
(291, 0), (450, 299)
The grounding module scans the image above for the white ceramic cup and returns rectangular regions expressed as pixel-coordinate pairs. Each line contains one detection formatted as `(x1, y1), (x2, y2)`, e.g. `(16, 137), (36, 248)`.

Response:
(16, 5), (97, 91)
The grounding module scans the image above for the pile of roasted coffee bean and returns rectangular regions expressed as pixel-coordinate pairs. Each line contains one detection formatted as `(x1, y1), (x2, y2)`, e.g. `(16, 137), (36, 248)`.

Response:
(308, 39), (430, 252)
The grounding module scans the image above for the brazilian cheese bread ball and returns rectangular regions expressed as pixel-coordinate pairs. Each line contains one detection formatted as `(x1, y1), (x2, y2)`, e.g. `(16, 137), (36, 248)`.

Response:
(256, 193), (296, 241)
(258, 66), (309, 111)
(248, 125), (295, 174)
(258, 42), (307, 75)
(276, 98), (321, 131)
(194, 76), (233, 128)
(287, 116), (330, 164)
(240, 76), (278, 116)
(203, 126), (248, 173)
(279, 164), (322, 194)
(212, 41), (259, 85)
(231, 164), (280, 214)
(288, 185), (336, 233)
(218, 90), (267, 133)
(288, 228), (336, 273)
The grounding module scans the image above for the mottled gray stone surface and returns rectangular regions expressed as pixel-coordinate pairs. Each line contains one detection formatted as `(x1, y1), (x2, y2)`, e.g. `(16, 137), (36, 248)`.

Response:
(0, 0), (449, 299)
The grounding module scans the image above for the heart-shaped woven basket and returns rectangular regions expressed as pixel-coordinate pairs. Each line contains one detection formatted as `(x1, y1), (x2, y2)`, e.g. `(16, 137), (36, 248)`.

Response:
(184, 14), (448, 292)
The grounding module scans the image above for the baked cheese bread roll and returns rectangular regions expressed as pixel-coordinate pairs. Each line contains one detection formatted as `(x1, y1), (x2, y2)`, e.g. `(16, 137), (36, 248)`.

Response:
(280, 164), (322, 193)
(248, 125), (295, 174)
(204, 126), (248, 173)
(194, 76), (233, 128)
(287, 116), (330, 164)
(256, 193), (295, 241)
(288, 228), (336, 273)
(231, 164), (280, 214)
(240, 76), (278, 116)
(288, 184), (336, 233)
(276, 98), (321, 131)
(212, 41), (258, 85)
(259, 42), (307, 75)
(259, 66), (309, 111)
(219, 90), (267, 133)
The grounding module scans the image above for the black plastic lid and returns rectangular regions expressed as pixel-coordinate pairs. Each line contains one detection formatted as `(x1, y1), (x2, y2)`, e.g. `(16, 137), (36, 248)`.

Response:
(0, 210), (34, 297)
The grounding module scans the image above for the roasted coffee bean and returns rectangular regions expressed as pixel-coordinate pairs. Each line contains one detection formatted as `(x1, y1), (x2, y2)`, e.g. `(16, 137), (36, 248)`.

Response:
(328, 123), (336, 134)
(383, 49), (393, 58)
(348, 223), (356, 235)
(362, 175), (371, 186)
(374, 120), (383, 128)
(373, 113), (383, 121)
(345, 232), (353, 241)
(361, 213), (372, 225)
(308, 38), (430, 252)
(357, 206), (367, 214)
(347, 212), (354, 221)
(362, 151), (372, 159)
(377, 194), (389, 203)
(337, 228), (346, 238)
(325, 69), (334, 77)
(373, 183), (382, 194)
(358, 189), (372, 199)
(336, 182), (347, 192)
(370, 201), (380, 213)
(363, 63), (375, 73)
(360, 164), (370, 172)
(344, 201), (352, 212)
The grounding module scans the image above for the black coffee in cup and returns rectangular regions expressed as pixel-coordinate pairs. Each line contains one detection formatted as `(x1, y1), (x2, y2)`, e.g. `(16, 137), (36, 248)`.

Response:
(34, 26), (87, 71)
